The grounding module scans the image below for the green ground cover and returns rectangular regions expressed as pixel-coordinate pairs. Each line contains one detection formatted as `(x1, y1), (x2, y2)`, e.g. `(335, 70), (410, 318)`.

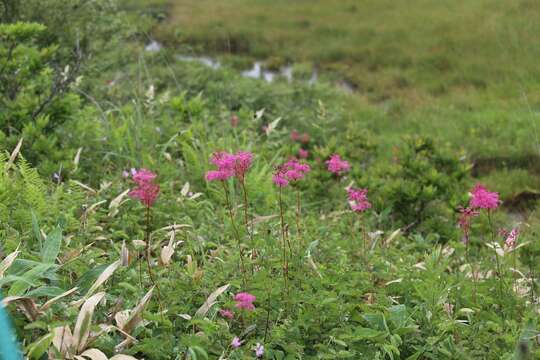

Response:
(0, 1), (539, 359)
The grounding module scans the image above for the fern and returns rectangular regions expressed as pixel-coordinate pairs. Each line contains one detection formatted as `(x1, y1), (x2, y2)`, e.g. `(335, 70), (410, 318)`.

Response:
(18, 157), (47, 208)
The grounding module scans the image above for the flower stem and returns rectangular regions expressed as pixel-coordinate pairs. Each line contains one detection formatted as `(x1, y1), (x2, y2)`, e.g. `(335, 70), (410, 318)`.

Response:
(278, 187), (289, 297)
(145, 206), (164, 318)
(295, 188), (302, 251)
(222, 181), (247, 287)
(487, 210), (504, 300)
(240, 178), (253, 246)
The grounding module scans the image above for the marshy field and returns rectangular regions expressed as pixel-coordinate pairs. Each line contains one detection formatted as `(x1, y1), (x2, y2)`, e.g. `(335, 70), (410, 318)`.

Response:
(0, 0), (539, 358)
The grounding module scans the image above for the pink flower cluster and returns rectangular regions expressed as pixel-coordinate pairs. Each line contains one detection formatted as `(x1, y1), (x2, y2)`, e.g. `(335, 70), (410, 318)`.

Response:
(234, 292), (256, 310)
(272, 159), (311, 187)
(347, 188), (371, 212)
(505, 228), (519, 249)
(469, 184), (500, 210)
(205, 151), (253, 182)
(326, 154), (350, 175)
(298, 148), (309, 159)
(219, 291), (256, 323)
(128, 169), (160, 207)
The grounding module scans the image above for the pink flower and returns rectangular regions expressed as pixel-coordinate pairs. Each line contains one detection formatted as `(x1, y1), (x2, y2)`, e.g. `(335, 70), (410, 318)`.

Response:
(206, 151), (253, 181)
(234, 292), (256, 311)
(132, 168), (157, 185)
(347, 188), (371, 212)
(290, 130), (300, 142)
(129, 182), (160, 207)
(255, 343), (264, 358)
(272, 159), (310, 186)
(505, 228), (519, 249)
(326, 154), (350, 175)
(128, 169), (160, 207)
(458, 206), (479, 245)
(219, 309), (234, 320)
(234, 151), (253, 179)
(205, 170), (232, 181)
(272, 172), (289, 187)
(231, 336), (242, 349)
(469, 184), (500, 210)
(298, 148), (309, 159)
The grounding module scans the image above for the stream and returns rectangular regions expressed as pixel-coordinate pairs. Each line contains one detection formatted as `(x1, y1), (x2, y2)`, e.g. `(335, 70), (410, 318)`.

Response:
(145, 40), (354, 93)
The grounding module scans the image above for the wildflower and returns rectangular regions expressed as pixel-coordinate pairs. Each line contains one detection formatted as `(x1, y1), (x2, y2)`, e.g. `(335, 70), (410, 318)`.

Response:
(272, 172), (289, 187)
(272, 159), (310, 186)
(231, 337), (242, 349)
(128, 169), (160, 207)
(132, 168), (157, 185)
(458, 207), (479, 244)
(234, 151), (253, 179)
(326, 154), (350, 175)
(219, 309), (234, 320)
(469, 184), (500, 210)
(284, 159), (310, 181)
(205, 170), (232, 181)
(290, 130), (300, 142)
(505, 228), (519, 249)
(206, 151), (253, 181)
(234, 292), (256, 311)
(347, 188), (371, 212)
(255, 343), (264, 358)
(129, 182), (160, 207)
(230, 114), (239, 127)
(298, 148), (309, 159)
(122, 170), (130, 178)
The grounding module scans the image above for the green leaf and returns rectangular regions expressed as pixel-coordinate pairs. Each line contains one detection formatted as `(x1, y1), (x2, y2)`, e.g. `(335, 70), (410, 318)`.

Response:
(8, 263), (56, 296)
(41, 226), (63, 263)
(26, 333), (52, 360)
(353, 327), (386, 340)
(31, 211), (41, 250)
(362, 313), (389, 332)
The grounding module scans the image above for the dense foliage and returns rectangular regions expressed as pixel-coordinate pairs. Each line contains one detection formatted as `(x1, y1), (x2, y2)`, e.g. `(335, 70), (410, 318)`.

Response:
(0, 1), (539, 359)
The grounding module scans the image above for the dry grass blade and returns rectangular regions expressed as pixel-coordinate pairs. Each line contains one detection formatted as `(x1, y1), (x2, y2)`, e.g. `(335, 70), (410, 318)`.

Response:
(2, 296), (40, 321)
(384, 229), (401, 247)
(252, 214), (278, 225)
(110, 355), (138, 360)
(73, 292), (106, 353)
(195, 283), (230, 318)
(121, 287), (154, 334)
(160, 229), (176, 266)
(41, 287), (78, 311)
(121, 241), (129, 267)
(7, 137), (23, 170)
(52, 325), (74, 358)
(85, 260), (121, 299)
(73, 147), (83, 168)
(0, 249), (20, 277)
(181, 182), (190, 196)
(108, 189), (131, 217)
(114, 310), (130, 329)
(72, 180), (98, 195)
(80, 348), (108, 360)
